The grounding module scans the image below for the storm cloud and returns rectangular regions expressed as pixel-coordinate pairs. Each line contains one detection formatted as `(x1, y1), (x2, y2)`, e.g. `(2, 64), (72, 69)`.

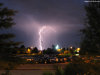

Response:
(1, 0), (85, 49)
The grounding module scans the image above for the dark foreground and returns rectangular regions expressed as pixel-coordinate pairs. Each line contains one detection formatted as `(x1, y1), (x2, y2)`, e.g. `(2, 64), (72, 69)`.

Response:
(0, 70), (55, 75)
(0, 63), (68, 75)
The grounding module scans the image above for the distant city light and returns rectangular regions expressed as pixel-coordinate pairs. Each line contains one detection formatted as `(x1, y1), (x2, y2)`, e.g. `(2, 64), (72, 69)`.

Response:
(56, 44), (59, 50)
(70, 46), (73, 49)
(30, 46), (34, 49)
(76, 48), (80, 52)
(27, 48), (31, 54)
(75, 54), (79, 56)
(57, 49), (62, 52)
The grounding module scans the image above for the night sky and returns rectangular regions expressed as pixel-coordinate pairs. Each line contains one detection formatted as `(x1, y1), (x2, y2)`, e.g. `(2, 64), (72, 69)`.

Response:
(0, 0), (86, 49)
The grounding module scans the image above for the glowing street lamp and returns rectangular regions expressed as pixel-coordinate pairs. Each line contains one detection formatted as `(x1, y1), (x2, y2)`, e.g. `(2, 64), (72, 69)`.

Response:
(75, 48), (80, 56)
(70, 46), (73, 49)
(27, 48), (31, 54)
(30, 46), (34, 49)
(76, 48), (80, 52)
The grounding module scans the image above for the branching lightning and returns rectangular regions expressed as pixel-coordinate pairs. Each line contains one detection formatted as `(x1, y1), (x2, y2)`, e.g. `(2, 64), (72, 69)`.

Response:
(39, 26), (56, 50)
(39, 26), (46, 50)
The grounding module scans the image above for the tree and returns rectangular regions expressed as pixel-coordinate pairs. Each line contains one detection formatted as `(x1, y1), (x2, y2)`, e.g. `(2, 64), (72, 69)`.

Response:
(61, 48), (65, 54)
(19, 45), (26, 54)
(31, 47), (39, 53)
(0, 3), (18, 55)
(20, 45), (25, 48)
(52, 44), (56, 50)
(43, 48), (58, 55)
(46, 48), (53, 54)
(80, 3), (100, 55)
(0, 3), (21, 69)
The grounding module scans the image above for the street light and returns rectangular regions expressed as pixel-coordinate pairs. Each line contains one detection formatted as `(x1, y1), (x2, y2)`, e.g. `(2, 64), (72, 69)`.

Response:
(76, 48), (80, 52)
(70, 46), (73, 49)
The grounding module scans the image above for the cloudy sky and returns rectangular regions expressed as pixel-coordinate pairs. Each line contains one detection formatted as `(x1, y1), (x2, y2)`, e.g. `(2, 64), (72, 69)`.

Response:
(0, 0), (86, 49)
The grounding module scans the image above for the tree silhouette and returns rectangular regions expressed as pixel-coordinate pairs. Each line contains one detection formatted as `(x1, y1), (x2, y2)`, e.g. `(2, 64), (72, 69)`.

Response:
(80, 3), (100, 55)
(0, 3), (21, 69)
(31, 47), (39, 53)
(19, 45), (26, 54)
(20, 45), (25, 48)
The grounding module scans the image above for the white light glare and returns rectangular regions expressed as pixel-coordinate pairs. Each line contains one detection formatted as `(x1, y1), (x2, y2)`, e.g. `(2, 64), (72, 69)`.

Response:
(56, 45), (59, 50)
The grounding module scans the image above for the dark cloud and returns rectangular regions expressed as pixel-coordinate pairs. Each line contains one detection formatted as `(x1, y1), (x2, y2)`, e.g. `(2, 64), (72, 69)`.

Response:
(2, 0), (85, 24)
(0, 0), (85, 48)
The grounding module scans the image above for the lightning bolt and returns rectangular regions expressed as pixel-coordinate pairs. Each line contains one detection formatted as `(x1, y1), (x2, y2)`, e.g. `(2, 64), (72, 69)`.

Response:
(39, 26), (56, 50)
(39, 26), (46, 50)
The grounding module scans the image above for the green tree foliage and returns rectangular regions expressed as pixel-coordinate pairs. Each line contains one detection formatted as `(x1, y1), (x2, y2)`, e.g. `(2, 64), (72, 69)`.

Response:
(80, 3), (100, 55)
(61, 48), (65, 54)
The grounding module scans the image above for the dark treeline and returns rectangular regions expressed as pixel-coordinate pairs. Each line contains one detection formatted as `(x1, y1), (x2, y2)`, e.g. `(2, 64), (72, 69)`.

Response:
(0, 3), (23, 70)
(80, 2), (100, 55)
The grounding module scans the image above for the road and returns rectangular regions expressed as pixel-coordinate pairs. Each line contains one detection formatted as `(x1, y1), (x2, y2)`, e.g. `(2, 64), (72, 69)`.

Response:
(0, 63), (68, 75)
